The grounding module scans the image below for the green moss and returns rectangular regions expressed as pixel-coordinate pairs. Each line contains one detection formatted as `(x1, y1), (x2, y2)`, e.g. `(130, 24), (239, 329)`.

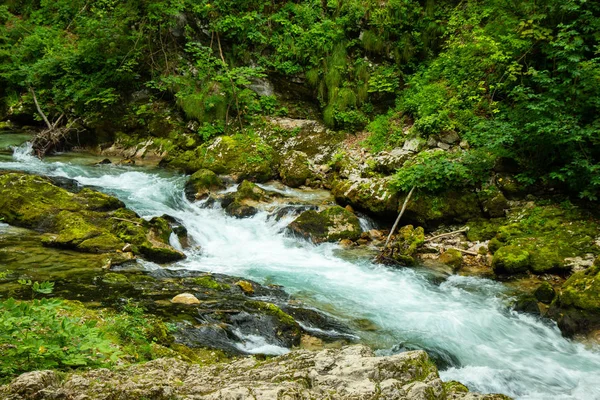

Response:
(533, 282), (556, 304)
(279, 150), (313, 188)
(492, 246), (531, 275)
(185, 169), (225, 200)
(102, 273), (130, 285)
(443, 381), (469, 394)
(193, 276), (230, 291)
(466, 218), (505, 242)
(236, 180), (266, 201)
(488, 237), (503, 254)
(439, 248), (463, 271)
(248, 301), (297, 327)
(77, 188), (125, 211)
(403, 191), (482, 226)
(78, 233), (125, 253)
(139, 244), (185, 263)
(388, 225), (425, 265)
(559, 265), (600, 311)
(288, 206), (362, 243)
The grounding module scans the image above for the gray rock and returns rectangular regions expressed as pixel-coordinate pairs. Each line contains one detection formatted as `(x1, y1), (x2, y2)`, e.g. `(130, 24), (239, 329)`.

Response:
(439, 131), (460, 144)
(403, 138), (423, 152)
(1, 345), (508, 399)
(437, 142), (451, 150)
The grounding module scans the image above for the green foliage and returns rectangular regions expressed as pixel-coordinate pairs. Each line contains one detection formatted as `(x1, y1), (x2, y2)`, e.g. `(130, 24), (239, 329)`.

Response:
(0, 298), (119, 381)
(392, 149), (495, 193)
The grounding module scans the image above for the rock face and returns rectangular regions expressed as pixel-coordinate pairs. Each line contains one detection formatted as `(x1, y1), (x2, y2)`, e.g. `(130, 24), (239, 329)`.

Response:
(0, 172), (184, 263)
(288, 206), (362, 243)
(0, 345), (510, 400)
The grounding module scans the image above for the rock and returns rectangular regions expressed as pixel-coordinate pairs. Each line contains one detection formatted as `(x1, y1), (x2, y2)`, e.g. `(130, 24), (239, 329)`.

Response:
(387, 225), (425, 265)
(437, 141), (451, 150)
(496, 174), (526, 197)
(331, 176), (399, 219)
(548, 262), (600, 336)
(511, 293), (541, 315)
(163, 135), (277, 182)
(563, 255), (595, 273)
(235, 180), (267, 202)
(279, 150), (314, 188)
(235, 280), (254, 295)
(439, 248), (463, 271)
(96, 158), (112, 165)
(171, 293), (201, 305)
(0, 345), (504, 400)
(223, 181), (267, 218)
(184, 169), (225, 201)
(287, 206), (362, 243)
(478, 185), (508, 218)
(533, 282), (556, 304)
(492, 246), (531, 275)
(0, 172), (184, 263)
(403, 137), (423, 152)
(402, 191), (483, 227)
(8, 370), (59, 397)
(439, 131), (460, 144)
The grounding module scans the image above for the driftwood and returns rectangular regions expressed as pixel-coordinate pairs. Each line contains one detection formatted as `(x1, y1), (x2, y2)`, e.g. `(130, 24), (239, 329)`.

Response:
(424, 227), (469, 243)
(450, 247), (479, 256)
(29, 87), (79, 158)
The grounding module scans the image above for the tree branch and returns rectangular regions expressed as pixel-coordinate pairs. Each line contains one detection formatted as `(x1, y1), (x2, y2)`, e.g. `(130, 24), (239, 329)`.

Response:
(29, 87), (52, 130)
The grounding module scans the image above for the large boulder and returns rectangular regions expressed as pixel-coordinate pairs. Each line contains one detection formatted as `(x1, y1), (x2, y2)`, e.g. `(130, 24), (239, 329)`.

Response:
(548, 260), (600, 336)
(0, 172), (184, 263)
(492, 246), (531, 275)
(163, 135), (278, 182)
(279, 150), (315, 188)
(287, 206), (362, 243)
(222, 180), (269, 218)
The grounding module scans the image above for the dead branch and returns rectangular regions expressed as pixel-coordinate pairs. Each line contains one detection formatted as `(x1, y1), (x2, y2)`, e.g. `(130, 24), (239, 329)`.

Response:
(29, 87), (52, 130)
(424, 227), (469, 243)
(382, 186), (416, 251)
(451, 248), (479, 256)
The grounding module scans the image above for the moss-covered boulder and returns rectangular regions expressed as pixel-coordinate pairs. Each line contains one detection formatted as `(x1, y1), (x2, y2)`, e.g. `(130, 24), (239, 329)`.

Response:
(492, 246), (531, 275)
(163, 134), (278, 182)
(548, 263), (600, 335)
(184, 169), (225, 201)
(331, 177), (399, 218)
(478, 185), (509, 218)
(402, 191), (483, 227)
(287, 206), (362, 244)
(279, 150), (314, 188)
(0, 172), (184, 263)
(387, 225), (425, 265)
(439, 248), (464, 271)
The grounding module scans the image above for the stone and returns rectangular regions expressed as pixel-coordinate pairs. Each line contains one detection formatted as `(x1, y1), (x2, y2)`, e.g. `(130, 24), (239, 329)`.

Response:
(437, 141), (451, 150)
(439, 131), (460, 144)
(0, 345), (505, 400)
(387, 225), (425, 265)
(287, 206), (362, 244)
(439, 248), (463, 271)
(533, 282), (556, 304)
(279, 150), (314, 188)
(171, 293), (201, 305)
(8, 370), (59, 397)
(184, 168), (225, 201)
(492, 246), (531, 275)
(235, 280), (254, 295)
(403, 137), (423, 152)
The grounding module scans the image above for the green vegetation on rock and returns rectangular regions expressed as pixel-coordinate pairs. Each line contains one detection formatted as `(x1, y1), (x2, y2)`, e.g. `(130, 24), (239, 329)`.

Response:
(287, 206), (362, 244)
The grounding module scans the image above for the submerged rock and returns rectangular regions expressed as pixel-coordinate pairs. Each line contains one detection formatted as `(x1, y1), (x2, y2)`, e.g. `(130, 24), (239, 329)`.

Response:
(0, 345), (509, 399)
(287, 206), (362, 243)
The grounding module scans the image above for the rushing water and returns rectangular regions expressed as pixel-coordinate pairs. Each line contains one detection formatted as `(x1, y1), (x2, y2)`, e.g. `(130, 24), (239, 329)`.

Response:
(2, 143), (600, 399)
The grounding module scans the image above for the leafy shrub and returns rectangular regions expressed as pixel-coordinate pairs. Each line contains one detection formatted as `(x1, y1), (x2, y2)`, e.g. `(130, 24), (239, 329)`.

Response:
(0, 298), (119, 381)
(392, 149), (495, 193)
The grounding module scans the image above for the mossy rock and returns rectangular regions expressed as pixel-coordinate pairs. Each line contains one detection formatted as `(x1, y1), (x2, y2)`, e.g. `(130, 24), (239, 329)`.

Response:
(466, 218), (505, 242)
(443, 381), (469, 395)
(439, 248), (463, 271)
(279, 150), (314, 188)
(184, 169), (224, 201)
(401, 191), (483, 227)
(287, 206), (362, 244)
(331, 177), (399, 218)
(492, 246), (531, 275)
(164, 135), (278, 182)
(387, 225), (425, 265)
(488, 237), (503, 254)
(235, 180), (267, 202)
(478, 184), (508, 217)
(194, 276), (230, 291)
(533, 282), (556, 304)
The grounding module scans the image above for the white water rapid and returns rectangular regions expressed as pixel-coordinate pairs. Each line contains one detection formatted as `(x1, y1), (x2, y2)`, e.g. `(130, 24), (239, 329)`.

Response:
(2, 145), (600, 399)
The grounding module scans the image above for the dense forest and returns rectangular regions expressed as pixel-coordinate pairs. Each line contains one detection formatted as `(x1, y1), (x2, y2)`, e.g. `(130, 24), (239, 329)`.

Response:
(1, 0), (599, 199)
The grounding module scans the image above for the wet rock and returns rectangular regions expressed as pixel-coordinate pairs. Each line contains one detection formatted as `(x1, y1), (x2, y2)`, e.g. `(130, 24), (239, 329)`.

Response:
(279, 150), (315, 188)
(171, 293), (201, 305)
(225, 202), (258, 218)
(0, 172), (184, 263)
(492, 246), (531, 275)
(533, 282), (556, 304)
(184, 169), (225, 201)
(331, 176), (399, 219)
(511, 293), (541, 315)
(223, 180), (268, 218)
(96, 158), (112, 165)
(287, 206), (362, 243)
(0, 345), (503, 400)
(271, 205), (318, 221)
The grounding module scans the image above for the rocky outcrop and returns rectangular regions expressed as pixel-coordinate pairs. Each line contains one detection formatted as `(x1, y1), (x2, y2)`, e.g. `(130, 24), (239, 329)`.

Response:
(288, 206), (362, 243)
(0, 172), (184, 263)
(0, 345), (510, 400)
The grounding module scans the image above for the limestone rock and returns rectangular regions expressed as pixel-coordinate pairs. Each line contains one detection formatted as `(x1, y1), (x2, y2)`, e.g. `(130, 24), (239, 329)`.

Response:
(279, 150), (314, 188)
(439, 248), (464, 271)
(0, 345), (508, 399)
(171, 293), (201, 305)
(184, 169), (225, 201)
(492, 246), (531, 275)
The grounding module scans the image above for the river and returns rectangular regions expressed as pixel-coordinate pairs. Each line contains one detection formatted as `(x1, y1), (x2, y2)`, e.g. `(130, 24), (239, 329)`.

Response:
(1, 142), (600, 399)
